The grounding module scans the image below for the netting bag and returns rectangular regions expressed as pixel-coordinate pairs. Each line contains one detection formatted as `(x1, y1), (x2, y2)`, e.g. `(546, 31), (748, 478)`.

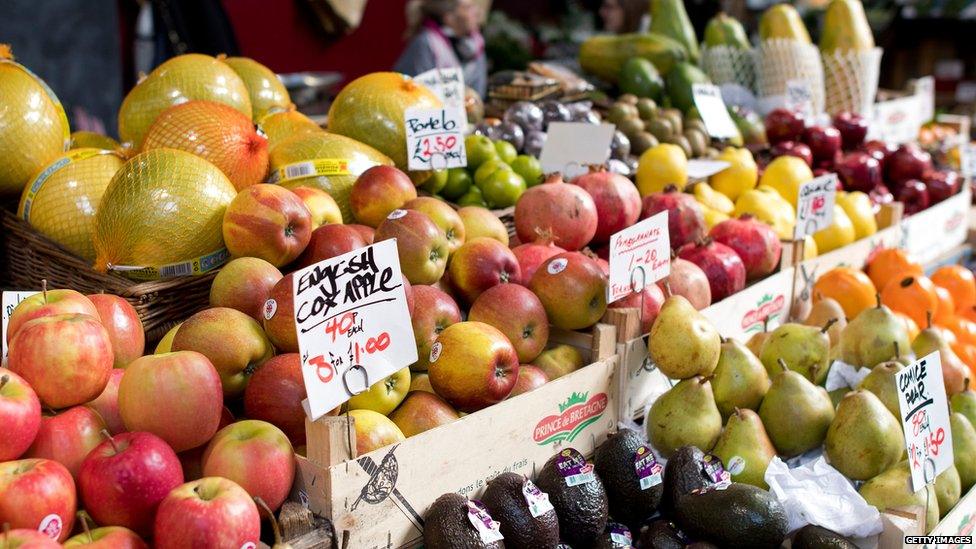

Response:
(700, 44), (758, 110)
(756, 39), (825, 115)
(822, 48), (883, 115)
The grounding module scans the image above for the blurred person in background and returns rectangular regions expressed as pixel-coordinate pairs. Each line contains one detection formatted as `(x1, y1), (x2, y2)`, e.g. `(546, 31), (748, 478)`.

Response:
(394, 0), (488, 96)
(599, 0), (650, 33)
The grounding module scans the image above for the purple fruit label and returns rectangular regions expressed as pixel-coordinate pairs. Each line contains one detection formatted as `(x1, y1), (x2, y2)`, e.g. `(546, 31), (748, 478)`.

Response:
(467, 500), (505, 543)
(608, 522), (634, 547)
(522, 479), (554, 517)
(634, 445), (663, 490)
(556, 448), (595, 486)
(701, 454), (732, 486)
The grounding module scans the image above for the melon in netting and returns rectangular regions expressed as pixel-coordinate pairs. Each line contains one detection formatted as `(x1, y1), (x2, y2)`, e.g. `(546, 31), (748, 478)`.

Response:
(70, 131), (120, 151)
(92, 149), (237, 274)
(258, 107), (322, 151)
(0, 44), (69, 195)
(269, 131), (393, 222)
(142, 100), (269, 190)
(224, 56), (290, 121)
(118, 53), (251, 148)
(18, 149), (125, 262)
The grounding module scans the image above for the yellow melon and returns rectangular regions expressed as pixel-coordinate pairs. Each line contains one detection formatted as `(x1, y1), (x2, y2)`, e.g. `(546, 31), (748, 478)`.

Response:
(224, 57), (290, 121)
(258, 106), (322, 151)
(70, 131), (119, 151)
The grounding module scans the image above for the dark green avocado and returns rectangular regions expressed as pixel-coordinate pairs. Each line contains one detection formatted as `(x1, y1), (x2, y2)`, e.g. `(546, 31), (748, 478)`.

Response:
(792, 524), (858, 549)
(673, 483), (789, 549)
(660, 446), (713, 516)
(594, 429), (663, 529)
(637, 520), (685, 549)
(535, 448), (610, 548)
(481, 472), (560, 548)
(423, 493), (504, 549)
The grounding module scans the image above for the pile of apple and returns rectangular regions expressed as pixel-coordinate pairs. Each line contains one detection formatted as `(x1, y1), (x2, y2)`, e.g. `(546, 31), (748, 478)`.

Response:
(763, 108), (962, 214)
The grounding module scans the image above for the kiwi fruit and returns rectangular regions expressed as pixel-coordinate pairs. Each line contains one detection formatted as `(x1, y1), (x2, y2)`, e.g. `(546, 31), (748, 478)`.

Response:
(606, 104), (632, 125)
(661, 109), (683, 134)
(631, 132), (659, 155)
(666, 135), (693, 158)
(683, 129), (708, 157)
(618, 93), (639, 105)
(647, 118), (674, 142)
(636, 98), (658, 120)
(685, 119), (708, 136)
(618, 118), (646, 140)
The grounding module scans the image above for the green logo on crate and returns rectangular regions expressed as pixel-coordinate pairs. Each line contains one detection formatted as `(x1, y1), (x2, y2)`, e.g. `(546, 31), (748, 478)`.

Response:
(533, 392), (608, 446)
(741, 293), (786, 333)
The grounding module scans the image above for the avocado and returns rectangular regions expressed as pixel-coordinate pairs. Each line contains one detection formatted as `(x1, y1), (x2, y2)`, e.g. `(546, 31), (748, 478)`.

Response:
(637, 520), (686, 549)
(593, 429), (663, 529)
(534, 447), (610, 548)
(423, 493), (505, 549)
(660, 446), (714, 516)
(704, 13), (750, 50)
(620, 58), (665, 102)
(664, 63), (710, 114)
(673, 483), (790, 549)
(481, 472), (560, 548)
(793, 524), (858, 549)
(593, 521), (635, 548)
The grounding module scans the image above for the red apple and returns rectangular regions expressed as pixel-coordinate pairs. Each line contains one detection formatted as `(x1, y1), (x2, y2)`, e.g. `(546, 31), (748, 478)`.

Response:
(25, 406), (106, 480)
(427, 321), (519, 412)
(208, 257), (283, 322)
(447, 237), (522, 304)
(64, 525), (148, 548)
(886, 144), (933, 188)
(836, 151), (882, 193)
(118, 352), (223, 452)
(347, 409), (405, 454)
(0, 459), (76, 541)
(409, 285), (462, 372)
(833, 111), (869, 150)
(457, 206), (510, 245)
(764, 108), (805, 144)
(290, 185), (342, 228)
(529, 252), (608, 330)
(348, 223), (375, 244)
(660, 257), (711, 310)
(78, 431), (183, 536)
(6, 289), (97, 345)
(8, 314), (113, 409)
(403, 278), (415, 316)
(572, 168), (642, 244)
(176, 407), (235, 482)
(262, 273), (297, 352)
(512, 241), (565, 285)
(923, 169), (961, 204)
(1, 529), (62, 548)
(222, 183), (313, 267)
(801, 125), (842, 164)
(609, 284), (666, 333)
(405, 196), (467, 253)
(868, 184), (895, 210)
(86, 369), (125, 435)
(244, 354), (307, 445)
(350, 165), (418, 228)
(863, 139), (897, 169)
(153, 477), (260, 549)
(510, 364), (549, 396)
(172, 307), (274, 397)
(294, 223), (367, 269)
(0, 369), (41, 461)
(897, 179), (931, 215)
(708, 215), (782, 281)
(514, 181), (598, 250)
(388, 391), (459, 437)
(202, 420), (295, 511)
(374, 209), (449, 285)
(469, 284), (549, 363)
(770, 140), (813, 167)
(86, 294), (144, 368)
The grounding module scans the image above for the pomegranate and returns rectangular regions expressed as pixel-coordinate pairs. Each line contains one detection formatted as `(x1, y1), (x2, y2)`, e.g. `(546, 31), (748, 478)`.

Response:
(640, 185), (705, 250)
(708, 215), (782, 281)
(514, 180), (598, 250)
(885, 144), (932, 189)
(571, 167), (641, 244)
(609, 284), (665, 333)
(511, 241), (565, 285)
(659, 257), (711, 310)
(677, 238), (746, 302)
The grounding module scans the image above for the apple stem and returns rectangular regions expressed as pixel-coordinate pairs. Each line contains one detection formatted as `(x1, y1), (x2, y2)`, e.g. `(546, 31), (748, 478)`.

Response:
(100, 429), (120, 454)
(875, 293), (882, 308)
(894, 341), (900, 360)
(0, 376), (7, 391)
(253, 497), (283, 544)
(77, 511), (92, 542)
(41, 279), (48, 303)
(821, 318), (838, 334)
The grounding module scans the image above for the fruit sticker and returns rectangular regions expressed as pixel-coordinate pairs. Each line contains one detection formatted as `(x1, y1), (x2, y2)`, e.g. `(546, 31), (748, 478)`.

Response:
(555, 448), (596, 486)
(387, 209), (408, 220)
(263, 298), (278, 321)
(633, 445), (664, 490)
(547, 258), (568, 275)
(429, 341), (443, 363)
(37, 514), (62, 539)
(608, 522), (634, 547)
(726, 456), (746, 475)
(701, 454), (732, 487)
(522, 479), (554, 517)
(240, 543), (257, 549)
(466, 500), (505, 543)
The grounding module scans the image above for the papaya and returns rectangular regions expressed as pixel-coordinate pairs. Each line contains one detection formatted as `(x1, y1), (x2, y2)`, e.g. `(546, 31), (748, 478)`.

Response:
(649, 0), (700, 64)
(578, 33), (688, 83)
(619, 57), (665, 101)
(759, 4), (811, 43)
(665, 62), (710, 114)
(820, 0), (875, 53)
(704, 13), (750, 49)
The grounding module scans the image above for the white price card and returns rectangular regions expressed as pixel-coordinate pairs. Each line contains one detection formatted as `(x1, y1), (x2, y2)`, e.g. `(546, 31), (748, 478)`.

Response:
(2, 291), (39, 360)
(912, 76), (936, 125)
(793, 173), (837, 240)
(414, 67), (465, 110)
(896, 351), (953, 492)
(692, 84), (739, 139)
(607, 211), (670, 303)
(292, 240), (417, 420)
(786, 78), (815, 120)
(405, 107), (467, 171)
(872, 95), (924, 145)
(686, 159), (730, 181)
(539, 122), (615, 180)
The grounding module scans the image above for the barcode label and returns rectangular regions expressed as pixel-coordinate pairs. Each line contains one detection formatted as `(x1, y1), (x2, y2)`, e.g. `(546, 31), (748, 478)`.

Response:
(159, 262), (193, 278)
(268, 159), (352, 183)
(285, 162), (316, 180)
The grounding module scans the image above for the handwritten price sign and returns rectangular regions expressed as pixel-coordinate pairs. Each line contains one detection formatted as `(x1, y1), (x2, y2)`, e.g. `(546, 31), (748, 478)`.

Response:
(2, 291), (39, 361)
(405, 107), (467, 171)
(896, 351), (954, 491)
(794, 173), (837, 239)
(607, 211), (671, 303)
(292, 240), (417, 420)
(691, 84), (739, 139)
(785, 79), (815, 120)
(415, 67), (465, 110)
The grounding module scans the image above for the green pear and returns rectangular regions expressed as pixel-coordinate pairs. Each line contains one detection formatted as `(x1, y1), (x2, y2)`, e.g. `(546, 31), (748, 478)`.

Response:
(649, 296), (721, 379)
(532, 344), (584, 380)
(824, 390), (904, 480)
(804, 296), (846, 346)
(712, 408), (776, 489)
(829, 387), (850, 409)
(951, 412), (976, 492)
(912, 315), (970, 395)
(746, 329), (771, 358)
(951, 380), (976, 427)
(712, 338), (770, 419)
(935, 465), (961, 518)
(859, 461), (939, 533)
(857, 358), (904, 419)
(760, 320), (836, 385)
(646, 376), (723, 457)
(758, 359), (835, 457)
(839, 299), (910, 368)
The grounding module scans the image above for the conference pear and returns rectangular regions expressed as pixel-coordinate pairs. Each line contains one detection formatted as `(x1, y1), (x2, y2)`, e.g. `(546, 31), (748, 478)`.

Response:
(951, 380), (976, 428)
(649, 296), (721, 380)
(760, 320), (836, 385)
(804, 295), (846, 346)
(912, 312), (969, 396)
(859, 461), (939, 533)
(839, 297), (910, 368)
(758, 359), (835, 457)
(858, 357), (904, 419)
(935, 465), (961, 518)
(646, 376), (723, 457)
(825, 390), (904, 480)
(951, 412), (976, 492)
(712, 408), (776, 489)
(712, 338), (770, 418)
(745, 317), (772, 357)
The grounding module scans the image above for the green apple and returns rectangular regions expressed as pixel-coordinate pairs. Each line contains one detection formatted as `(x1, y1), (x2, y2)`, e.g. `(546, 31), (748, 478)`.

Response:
(458, 187), (487, 207)
(510, 154), (544, 187)
(474, 158), (512, 188)
(347, 367), (411, 415)
(464, 134), (497, 169)
(440, 168), (473, 200)
(481, 170), (526, 208)
(421, 169), (449, 194)
(493, 140), (518, 164)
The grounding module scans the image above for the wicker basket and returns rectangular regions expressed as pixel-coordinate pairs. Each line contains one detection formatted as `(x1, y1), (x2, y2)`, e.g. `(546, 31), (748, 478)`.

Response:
(1, 207), (216, 344)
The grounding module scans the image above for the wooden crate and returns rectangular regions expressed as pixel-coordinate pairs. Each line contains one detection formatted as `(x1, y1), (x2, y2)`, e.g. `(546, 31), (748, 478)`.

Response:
(291, 322), (618, 549)
(877, 485), (976, 547)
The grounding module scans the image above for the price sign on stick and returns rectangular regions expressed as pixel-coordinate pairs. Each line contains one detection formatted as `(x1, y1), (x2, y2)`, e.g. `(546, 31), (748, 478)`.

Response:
(692, 84), (739, 139)
(415, 68), (465, 110)
(896, 351), (953, 492)
(405, 107), (467, 171)
(292, 240), (417, 420)
(785, 79), (815, 120)
(2, 291), (39, 360)
(607, 211), (670, 303)
(793, 174), (837, 240)
(539, 122), (615, 180)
